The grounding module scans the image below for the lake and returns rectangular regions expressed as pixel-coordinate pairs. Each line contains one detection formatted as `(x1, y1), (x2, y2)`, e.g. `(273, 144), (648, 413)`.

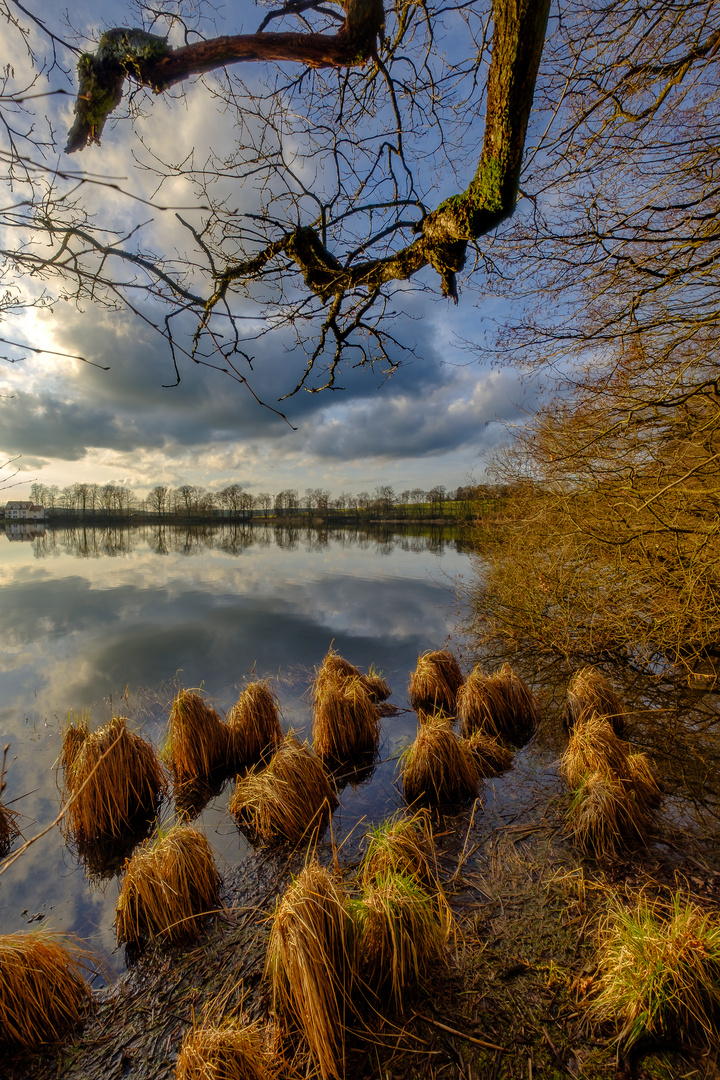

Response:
(0, 522), (473, 976)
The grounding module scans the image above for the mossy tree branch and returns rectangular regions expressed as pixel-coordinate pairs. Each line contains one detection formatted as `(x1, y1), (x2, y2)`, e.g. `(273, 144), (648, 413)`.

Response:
(65, 0), (385, 152)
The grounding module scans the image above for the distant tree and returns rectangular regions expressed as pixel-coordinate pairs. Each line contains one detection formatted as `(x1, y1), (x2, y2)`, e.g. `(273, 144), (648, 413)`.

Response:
(374, 485), (395, 516)
(148, 485), (169, 516)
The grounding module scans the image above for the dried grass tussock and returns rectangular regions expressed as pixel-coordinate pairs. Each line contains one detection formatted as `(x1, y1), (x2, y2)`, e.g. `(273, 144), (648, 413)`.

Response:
(355, 870), (450, 1010)
(360, 810), (436, 890)
(402, 717), (479, 806)
(226, 681), (282, 769)
(166, 689), (229, 789)
(175, 1021), (278, 1080)
(229, 735), (337, 846)
(458, 663), (539, 742)
(312, 674), (380, 763)
(266, 861), (356, 1080)
(566, 771), (652, 857)
(61, 714), (164, 845)
(593, 892), (720, 1049)
(313, 647), (392, 705)
(115, 824), (220, 949)
(465, 729), (515, 777)
(561, 713), (632, 790)
(564, 666), (626, 735)
(0, 932), (93, 1050)
(408, 649), (464, 714)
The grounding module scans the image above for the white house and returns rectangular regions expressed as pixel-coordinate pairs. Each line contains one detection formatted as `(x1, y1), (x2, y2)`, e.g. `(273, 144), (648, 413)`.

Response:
(4, 501), (45, 520)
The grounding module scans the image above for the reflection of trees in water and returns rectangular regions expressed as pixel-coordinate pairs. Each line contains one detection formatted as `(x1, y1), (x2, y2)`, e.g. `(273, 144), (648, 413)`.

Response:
(30, 522), (461, 560)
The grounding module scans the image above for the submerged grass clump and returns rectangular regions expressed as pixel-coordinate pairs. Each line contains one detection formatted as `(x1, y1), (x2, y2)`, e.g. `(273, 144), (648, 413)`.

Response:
(61, 713), (164, 846)
(457, 663), (539, 742)
(175, 1021), (277, 1080)
(465, 729), (515, 777)
(402, 716), (479, 807)
(593, 892), (720, 1049)
(0, 932), (93, 1050)
(165, 689), (229, 790)
(226, 681), (282, 769)
(364, 664), (390, 703)
(360, 809), (436, 890)
(266, 861), (355, 1080)
(355, 870), (450, 1010)
(409, 649), (464, 714)
(229, 734), (337, 846)
(564, 666), (626, 735)
(312, 674), (380, 764)
(115, 824), (220, 949)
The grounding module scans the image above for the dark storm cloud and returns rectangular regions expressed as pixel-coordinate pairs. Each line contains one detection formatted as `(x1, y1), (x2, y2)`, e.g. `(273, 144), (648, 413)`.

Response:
(305, 370), (529, 460)
(2, 301), (522, 465)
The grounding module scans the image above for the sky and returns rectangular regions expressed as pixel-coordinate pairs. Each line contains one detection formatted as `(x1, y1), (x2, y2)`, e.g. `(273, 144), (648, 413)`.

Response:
(0, 0), (541, 500)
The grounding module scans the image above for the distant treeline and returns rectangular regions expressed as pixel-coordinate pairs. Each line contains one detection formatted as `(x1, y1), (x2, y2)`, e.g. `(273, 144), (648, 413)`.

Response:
(26, 482), (498, 522)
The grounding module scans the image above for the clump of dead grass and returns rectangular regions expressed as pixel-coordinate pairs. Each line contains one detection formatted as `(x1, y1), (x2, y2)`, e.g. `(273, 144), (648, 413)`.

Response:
(266, 860), (356, 1080)
(457, 663), (539, 742)
(226, 681), (282, 770)
(229, 735), (337, 846)
(561, 713), (632, 790)
(402, 716), (479, 806)
(408, 649), (464, 714)
(165, 689), (229, 790)
(360, 809), (437, 890)
(312, 674), (379, 764)
(115, 824), (220, 949)
(564, 666), (625, 735)
(566, 771), (652, 857)
(364, 665), (390, 703)
(465, 729), (515, 777)
(0, 932), (93, 1049)
(60, 714), (164, 846)
(592, 892), (720, 1049)
(175, 1021), (278, 1080)
(313, 647), (391, 705)
(354, 870), (451, 1010)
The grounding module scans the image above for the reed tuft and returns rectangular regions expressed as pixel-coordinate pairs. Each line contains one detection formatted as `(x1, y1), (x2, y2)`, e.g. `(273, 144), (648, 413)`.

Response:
(564, 666), (625, 735)
(312, 674), (380, 764)
(465, 729), (515, 777)
(566, 770), (652, 857)
(165, 689), (229, 790)
(0, 932), (93, 1049)
(175, 1021), (278, 1080)
(355, 870), (450, 1010)
(593, 892), (720, 1049)
(266, 860), (356, 1080)
(408, 649), (464, 714)
(457, 663), (539, 742)
(115, 824), (220, 949)
(360, 809), (437, 890)
(226, 681), (282, 770)
(561, 712), (632, 790)
(229, 734), (337, 846)
(402, 716), (479, 806)
(61, 714), (164, 846)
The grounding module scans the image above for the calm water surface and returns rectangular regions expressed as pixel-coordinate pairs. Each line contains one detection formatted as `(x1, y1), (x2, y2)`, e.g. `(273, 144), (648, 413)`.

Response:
(0, 523), (471, 976)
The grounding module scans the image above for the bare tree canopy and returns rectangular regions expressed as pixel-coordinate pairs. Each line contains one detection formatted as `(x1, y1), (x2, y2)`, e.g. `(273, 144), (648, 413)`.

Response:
(1, 0), (550, 413)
